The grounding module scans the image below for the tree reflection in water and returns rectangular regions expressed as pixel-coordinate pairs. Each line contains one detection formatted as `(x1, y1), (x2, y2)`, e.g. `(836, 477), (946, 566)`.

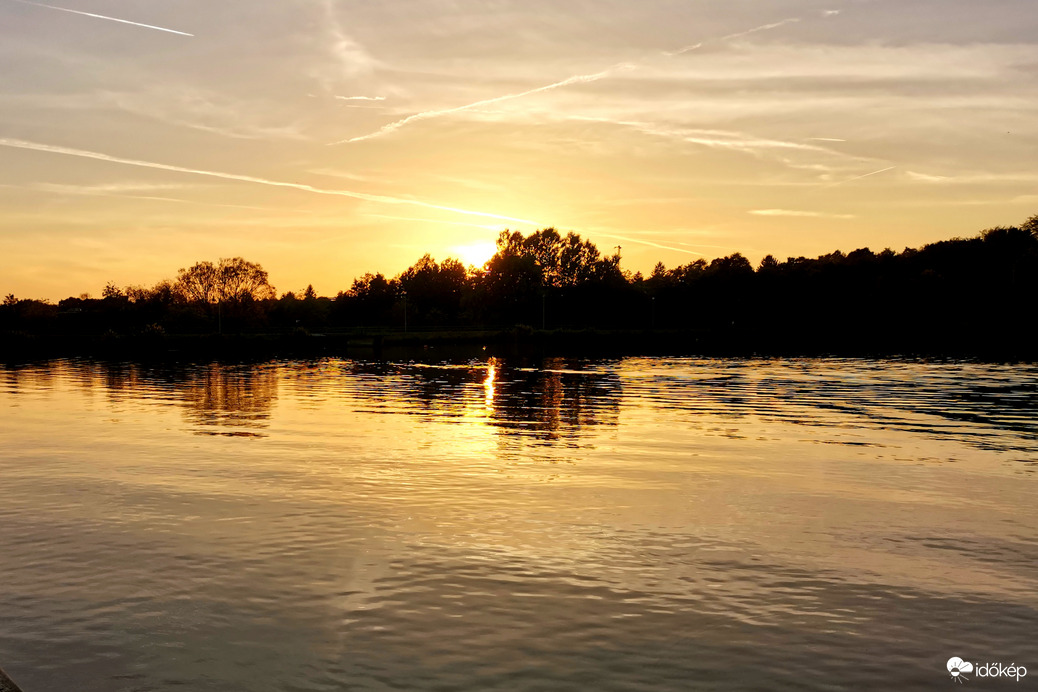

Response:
(2, 358), (625, 442)
(174, 364), (278, 436)
(4, 357), (1037, 454)
(483, 358), (621, 441)
(333, 356), (623, 443)
(7, 361), (279, 437)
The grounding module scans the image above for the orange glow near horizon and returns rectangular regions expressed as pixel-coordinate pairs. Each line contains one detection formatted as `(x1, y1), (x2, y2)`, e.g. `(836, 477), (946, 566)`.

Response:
(1, 3), (1036, 300)
(451, 242), (499, 270)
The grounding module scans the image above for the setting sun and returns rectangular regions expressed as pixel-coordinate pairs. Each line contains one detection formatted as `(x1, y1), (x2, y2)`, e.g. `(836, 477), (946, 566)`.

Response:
(451, 242), (498, 270)
(2, 1), (1035, 300)
(0, 2), (1036, 689)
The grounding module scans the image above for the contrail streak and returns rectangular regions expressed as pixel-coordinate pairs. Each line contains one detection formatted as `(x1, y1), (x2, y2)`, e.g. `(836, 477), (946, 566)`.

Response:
(2, 138), (725, 256)
(666, 18), (801, 56)
(591, 231), (702, 256)
(332, 66), (627, 145)
(8, 0), (193, 36)
(332, 14), (811, 146)
(0, 138), (535, 224)
(567, 115), (839, 155)
(824, 165), (897, 188)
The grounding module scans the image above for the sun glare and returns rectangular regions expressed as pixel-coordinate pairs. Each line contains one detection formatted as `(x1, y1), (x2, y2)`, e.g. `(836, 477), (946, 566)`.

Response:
(452, 242), (498, 270)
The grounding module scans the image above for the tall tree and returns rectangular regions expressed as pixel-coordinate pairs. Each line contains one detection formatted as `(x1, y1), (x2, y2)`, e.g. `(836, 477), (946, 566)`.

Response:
(175, 258), (275, 303)
(217, 257), (276, 302)
(175, 261), (219, 303)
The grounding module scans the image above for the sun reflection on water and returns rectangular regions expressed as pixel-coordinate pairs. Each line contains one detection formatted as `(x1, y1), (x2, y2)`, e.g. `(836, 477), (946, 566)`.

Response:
(484, 357), (498, 412)
(1, 358), (1037, 692)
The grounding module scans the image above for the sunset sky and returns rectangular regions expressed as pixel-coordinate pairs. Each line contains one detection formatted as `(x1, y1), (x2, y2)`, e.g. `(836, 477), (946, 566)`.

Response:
(1, 0), (1036, 299)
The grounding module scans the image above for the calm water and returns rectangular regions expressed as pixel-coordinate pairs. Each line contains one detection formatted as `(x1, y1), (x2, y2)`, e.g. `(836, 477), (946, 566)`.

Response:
(0, 356), (1036, 691)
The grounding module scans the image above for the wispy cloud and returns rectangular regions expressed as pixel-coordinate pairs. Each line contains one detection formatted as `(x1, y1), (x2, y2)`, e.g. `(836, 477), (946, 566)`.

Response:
(905, 171), (950, 183)
(310, 0), (380, 90)
(0, 138), (536, 225)
(364, 214), (506, 231)
(749, 209), (855, 219)
(332, 65), (629, 145)
(818, 165), (897, 189)
(3, 87), (309, 142)
(677, 241), (756, 253)
(105, 88), (308, 141)
(905, 170), (1038, 184)
(17, 182), (292, 212)
(335, 95), (386, 101)
(45, 181), (191, 194)
(583, 228), (704, 256)
(7, 0), (193, 36)
(332, 14), (819, 146)
(627, 41), (1036, 87)
(307, 168), (381, 183)
(595, 197), (701, 207)
(566, 117), (867, 169)
(666, 18), (801, 56)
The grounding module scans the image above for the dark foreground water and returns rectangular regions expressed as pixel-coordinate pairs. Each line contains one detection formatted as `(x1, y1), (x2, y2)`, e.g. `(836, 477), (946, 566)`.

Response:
(0, 357), (1036, 691)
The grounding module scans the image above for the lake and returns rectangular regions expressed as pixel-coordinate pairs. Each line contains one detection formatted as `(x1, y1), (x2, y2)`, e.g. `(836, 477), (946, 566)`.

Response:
(0, 356), (1036, 691)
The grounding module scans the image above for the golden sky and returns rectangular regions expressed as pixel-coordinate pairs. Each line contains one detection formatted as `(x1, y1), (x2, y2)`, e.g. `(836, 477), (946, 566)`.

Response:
(1, 0), (1036, 299)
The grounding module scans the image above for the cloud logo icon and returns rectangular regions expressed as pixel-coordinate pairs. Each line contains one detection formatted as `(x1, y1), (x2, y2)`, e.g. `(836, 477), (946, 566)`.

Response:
(948, 657), (974, 682)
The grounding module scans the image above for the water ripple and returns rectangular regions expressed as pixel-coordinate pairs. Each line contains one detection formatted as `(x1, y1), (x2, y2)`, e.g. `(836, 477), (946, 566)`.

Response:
(0, 356), (1035, 690)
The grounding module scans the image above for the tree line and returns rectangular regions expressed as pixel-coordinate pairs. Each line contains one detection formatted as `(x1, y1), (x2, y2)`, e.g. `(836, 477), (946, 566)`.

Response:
(2, 215), (1037, 354)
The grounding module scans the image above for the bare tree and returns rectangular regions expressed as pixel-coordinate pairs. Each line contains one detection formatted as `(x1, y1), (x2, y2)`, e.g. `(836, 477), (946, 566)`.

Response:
(175, 261), (219, 303)
(217, 257), (275, 302)
(175, 258), (275, 304)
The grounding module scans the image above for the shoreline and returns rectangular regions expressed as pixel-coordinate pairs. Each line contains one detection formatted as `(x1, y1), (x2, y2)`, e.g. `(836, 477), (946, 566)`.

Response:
(2, 327), (1034, 363)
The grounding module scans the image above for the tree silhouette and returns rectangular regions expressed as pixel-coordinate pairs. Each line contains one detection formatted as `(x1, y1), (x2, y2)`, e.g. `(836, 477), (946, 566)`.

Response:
(175, 257), (275, 304)
(176, 261), (219, 303)
(1021, 214), (1038, 237)
(335, 272), (399, 326)
(3, 214), (1038, 356)
(216, 257), (276, 303)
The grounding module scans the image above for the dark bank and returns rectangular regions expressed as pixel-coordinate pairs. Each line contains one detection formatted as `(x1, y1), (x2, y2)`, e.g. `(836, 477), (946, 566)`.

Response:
(3, 216), (1037, 361)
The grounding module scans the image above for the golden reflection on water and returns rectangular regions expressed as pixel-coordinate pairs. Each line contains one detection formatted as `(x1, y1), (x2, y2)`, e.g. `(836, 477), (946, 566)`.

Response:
(2, 357), (1036, 573)
(177, 364), (278, 436)
(53, 361), (281, 437)
(0, 358), (624, 444)
(483, 356), (497, 411)
(1, 357), (1037, 691)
